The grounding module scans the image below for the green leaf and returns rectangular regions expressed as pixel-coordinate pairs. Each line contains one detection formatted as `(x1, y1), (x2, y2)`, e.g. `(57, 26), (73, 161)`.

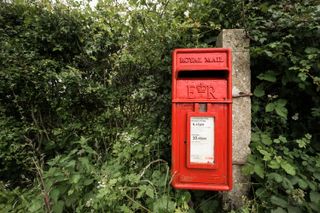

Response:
(298, 73), (308, 81)
(259, 149), (272, 161)
(258, 71), (277, 82)
(83, 178), (94, 186)
(146, 186), (154, 199)
(153, 195), (176, 213)
(287, 206), (302, 213)
(282, 177), (294, 190)
(290, 176), (299, 185)
(310, 191), (320, 203)
(271, 207), (286, 213)
(109, 178), (118, 186)
(261, 133), (272, 145)
(305, 47), (319, 54)
(242, 164), (254, 175)
(254, 164), (264, 178)
(273, 139), (281, 144)
(280, 161), (296, 176)
(268, 160), (280, 169)
(52, 200), (64, 213)
(79, 157), (91, 171)
(297, 179), (308, 189)
(270, 196), (288, 208)
(266, 103), (275, 112)
(313, 172), (320, 181)
(71, 174), (81, 184)
(275, 99), (287, 106)
(268, 173), (283, 183)
(28, 198), (43, 212)
(275, 105), (288, 118)
(255, 187), (267, 198)
(310, 202), (320, 212)
(50, 188), (60, 203)
(65, 160), (76, 169)
(254, 85), (265, 97)
(279, 136), (287, 143)
(251, 132), (260, 142)
(264, 50), (273, 58)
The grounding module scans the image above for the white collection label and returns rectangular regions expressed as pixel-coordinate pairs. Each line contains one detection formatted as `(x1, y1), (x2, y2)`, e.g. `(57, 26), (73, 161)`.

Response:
(190, 117), (214, 164)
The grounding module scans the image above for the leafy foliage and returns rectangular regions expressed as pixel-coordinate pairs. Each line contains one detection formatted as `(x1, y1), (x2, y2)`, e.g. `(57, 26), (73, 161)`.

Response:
(240, 1), (320, 212)
(0, 0), (319, 212)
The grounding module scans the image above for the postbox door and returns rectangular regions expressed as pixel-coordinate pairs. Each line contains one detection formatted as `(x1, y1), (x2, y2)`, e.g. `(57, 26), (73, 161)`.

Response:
(175, 103), (228, 185)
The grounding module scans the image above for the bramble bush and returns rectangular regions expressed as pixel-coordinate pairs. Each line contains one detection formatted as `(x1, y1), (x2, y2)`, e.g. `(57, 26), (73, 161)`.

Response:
(240, 1), (320, 212)
(0, 0), (319, 212)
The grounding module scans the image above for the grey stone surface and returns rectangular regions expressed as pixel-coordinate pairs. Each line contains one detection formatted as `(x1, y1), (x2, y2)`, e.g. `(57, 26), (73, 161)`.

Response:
(216, 29), (251, 208)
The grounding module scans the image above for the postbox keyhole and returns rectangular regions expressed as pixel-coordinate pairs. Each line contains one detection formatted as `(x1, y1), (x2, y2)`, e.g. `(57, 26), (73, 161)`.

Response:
(199, 103), (207, 112)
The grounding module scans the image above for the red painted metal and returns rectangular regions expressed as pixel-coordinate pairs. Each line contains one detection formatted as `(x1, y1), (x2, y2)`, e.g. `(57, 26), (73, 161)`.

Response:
(171, 48), (232, 191)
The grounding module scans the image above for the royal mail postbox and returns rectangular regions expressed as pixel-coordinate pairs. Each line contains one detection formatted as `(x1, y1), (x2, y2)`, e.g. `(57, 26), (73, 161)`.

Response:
(171, 48), (232, 191)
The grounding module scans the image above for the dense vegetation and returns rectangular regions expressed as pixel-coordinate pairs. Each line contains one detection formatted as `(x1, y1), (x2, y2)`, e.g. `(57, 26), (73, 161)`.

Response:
(0, 0), (319, 212)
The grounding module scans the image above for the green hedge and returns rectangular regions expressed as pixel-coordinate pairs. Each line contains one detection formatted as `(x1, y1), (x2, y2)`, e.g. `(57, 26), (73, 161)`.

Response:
(0, 0), (319, 212)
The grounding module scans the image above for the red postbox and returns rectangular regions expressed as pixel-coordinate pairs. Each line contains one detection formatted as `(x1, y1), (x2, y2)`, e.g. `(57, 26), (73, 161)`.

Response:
(171, 48), (232, 191)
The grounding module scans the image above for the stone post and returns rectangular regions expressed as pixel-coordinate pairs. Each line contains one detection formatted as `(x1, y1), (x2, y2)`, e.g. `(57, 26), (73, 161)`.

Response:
(216, 29), (251, 208)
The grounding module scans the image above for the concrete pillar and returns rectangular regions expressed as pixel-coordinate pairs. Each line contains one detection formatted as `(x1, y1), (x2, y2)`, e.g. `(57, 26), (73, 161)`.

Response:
(216, 29), (251, 208)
